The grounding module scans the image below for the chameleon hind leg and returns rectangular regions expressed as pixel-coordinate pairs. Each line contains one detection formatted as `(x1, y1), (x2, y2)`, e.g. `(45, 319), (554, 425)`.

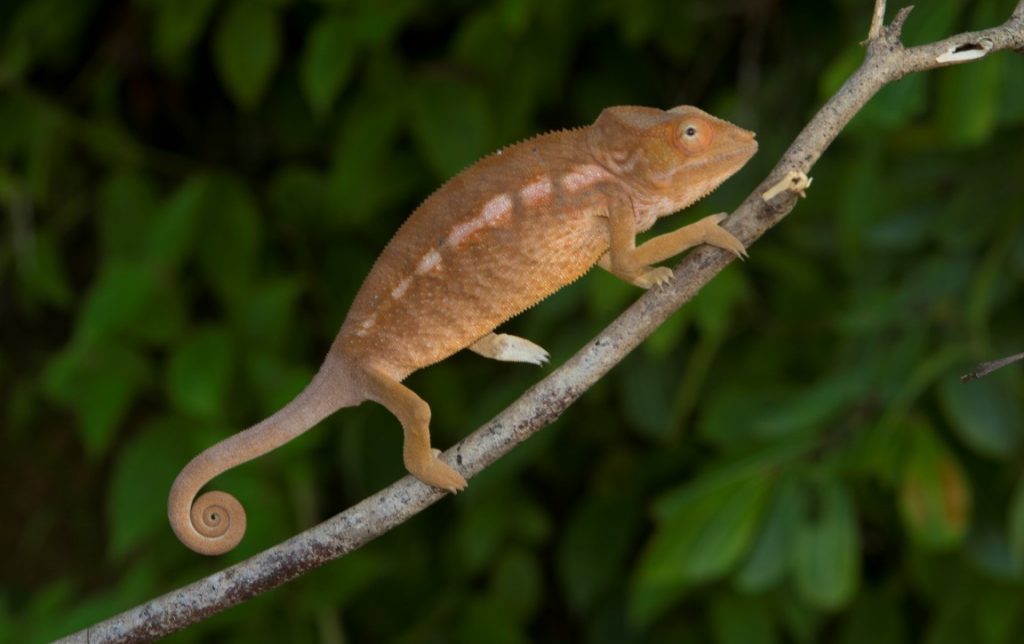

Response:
(363, 366), (467, 493)
(469, 332), (550, 366)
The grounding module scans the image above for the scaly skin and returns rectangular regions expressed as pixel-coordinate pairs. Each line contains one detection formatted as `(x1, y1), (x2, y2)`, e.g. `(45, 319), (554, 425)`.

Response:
(169, 105), (757, 555)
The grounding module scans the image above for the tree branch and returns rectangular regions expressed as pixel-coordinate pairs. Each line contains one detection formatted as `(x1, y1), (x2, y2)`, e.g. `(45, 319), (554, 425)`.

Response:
(59, 4), (1024, 642)
(960, 351), (1024, 382)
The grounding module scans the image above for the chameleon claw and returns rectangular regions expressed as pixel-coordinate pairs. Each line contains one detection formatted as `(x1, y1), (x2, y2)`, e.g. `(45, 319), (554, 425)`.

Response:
(635, 266), (675, 289)
(699, 213), (748, 260)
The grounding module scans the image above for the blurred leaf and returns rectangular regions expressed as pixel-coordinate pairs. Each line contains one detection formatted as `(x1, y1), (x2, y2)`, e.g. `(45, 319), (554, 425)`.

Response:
(899, 420), (971, 550)
(632, 468), (774, 624)
(1000, 51), (1024, 125)
(166, 325), (234, 419)
(98, 172), (159, 262)
(710, 593), (779, 644)
(144, 174), (209, 271)
(966, 523), (1020, 583)
(266, 166), (327, 227)
(455, 595), (529, 644)
(213, 1), (281, 109)
(15, 231), (71, 307)
(1009, 475), (1024, 572)
(938, 373), (1022, 458)
(490, 548), (543, 623)
(73, 260), (157, 347)
(839, 588), (908, 644)
(234, 278), (301, 349)
(558, 494), (641, 613)
(411, 75), (492, 177)
(328, 92), (406, 223)
(153, 0), (218, 66)
(620, 358), (674, 441)
(456, 491), (548, 576)
(196, 175), (263, 305)
(735, 475), (800, 592)
(792, 477), (860, 610)
(690, 266), (749, 337)
(107, 419), (192, 558)
(754, 368), (869, 439)
(44, 344), (149, 457)
(936, 57), (1003, 146)
(301, 15), (358, 118)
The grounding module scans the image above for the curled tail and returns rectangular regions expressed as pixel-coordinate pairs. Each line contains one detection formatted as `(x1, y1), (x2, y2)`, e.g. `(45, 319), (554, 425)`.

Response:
(168, 353), (362, 555)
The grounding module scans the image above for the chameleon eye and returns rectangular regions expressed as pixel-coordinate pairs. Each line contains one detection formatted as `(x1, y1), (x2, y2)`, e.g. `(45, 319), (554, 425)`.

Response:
(677, 120), (711, 153)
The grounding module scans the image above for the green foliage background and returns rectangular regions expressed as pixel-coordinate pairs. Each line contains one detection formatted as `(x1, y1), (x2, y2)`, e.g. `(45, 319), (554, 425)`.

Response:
(2, 0), (1024, 641)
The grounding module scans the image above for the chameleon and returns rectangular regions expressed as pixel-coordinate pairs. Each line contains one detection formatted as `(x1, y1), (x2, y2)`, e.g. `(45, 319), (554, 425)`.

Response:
(168, 104), (758, 555)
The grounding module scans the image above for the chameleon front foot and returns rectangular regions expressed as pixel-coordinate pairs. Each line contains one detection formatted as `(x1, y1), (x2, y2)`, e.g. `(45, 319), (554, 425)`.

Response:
(697, 213), (748, 259)
(633, 266), (675, 289)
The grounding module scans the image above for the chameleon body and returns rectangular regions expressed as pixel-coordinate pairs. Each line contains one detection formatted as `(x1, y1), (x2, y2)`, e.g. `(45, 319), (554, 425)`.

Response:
(169, 105), (757, 555)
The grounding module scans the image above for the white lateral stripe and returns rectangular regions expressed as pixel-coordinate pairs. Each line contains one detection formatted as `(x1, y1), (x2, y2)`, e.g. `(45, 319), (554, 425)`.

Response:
(520, 177), (552, 205)
(447, 193), (513, 246)
(561, 164), (608, 192)
(391, 277), (411, 299)
(416, 249), (442, 274)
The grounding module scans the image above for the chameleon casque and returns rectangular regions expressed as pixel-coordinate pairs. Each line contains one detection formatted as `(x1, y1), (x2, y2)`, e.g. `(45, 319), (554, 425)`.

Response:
(168, 105), (758, 555)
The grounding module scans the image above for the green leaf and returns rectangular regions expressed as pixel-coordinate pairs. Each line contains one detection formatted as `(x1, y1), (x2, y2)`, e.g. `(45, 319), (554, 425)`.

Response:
(792, 478), (860, 611)
(196, 175), (263, 306)
(44, 344), (149, 458)
(144, 174), (209, 271)
(16, 231), (72, 308)
(557, 495), (641, 613)
(490, 548), (543, 623)
(107, 419), (192, 558)
(632, 469), (774, 624)
(74, 260), (158, 347)
(839, 588), (908, 644)
(690, 265), (749, 337)
(754, 369), (869, 439)
(619, 358), (674, 441)
(327, 92), (407, 223)
(213, 1), (281, 109)
(899, 421), (971, 550)
(166, 325), (234, 418)
(154, 0), (218, 66)
(938, 373), (1022, 458)
(1000, 49), (1024, 125)
(410, 75), (491, 177)
(1007, 475), (1024, 572)
(98, 172), (159, 262)
(301, 15), (358, 118)
(735, 475), (800, 592)
(266, 166), (327, 227)
(937, 57), (1004, 146)
(710, 593), (779, 644)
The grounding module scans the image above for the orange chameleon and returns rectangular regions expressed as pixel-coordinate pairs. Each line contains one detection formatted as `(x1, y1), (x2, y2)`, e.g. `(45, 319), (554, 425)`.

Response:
(169, 105), (757, 555)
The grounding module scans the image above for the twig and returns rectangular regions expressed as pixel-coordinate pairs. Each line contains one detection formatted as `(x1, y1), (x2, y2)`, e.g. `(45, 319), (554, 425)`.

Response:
(58, 3), (1024, 642)
(867, 0), (887, 41)
(960, 351), (1024, 382)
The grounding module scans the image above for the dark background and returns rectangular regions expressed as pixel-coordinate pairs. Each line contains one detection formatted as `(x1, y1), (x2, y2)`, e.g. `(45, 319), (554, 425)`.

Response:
(2, 0), (1024, 641)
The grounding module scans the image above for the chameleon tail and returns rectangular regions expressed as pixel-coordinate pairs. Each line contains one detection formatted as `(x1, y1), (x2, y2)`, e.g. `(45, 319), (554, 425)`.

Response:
(167, 353), (362, 555)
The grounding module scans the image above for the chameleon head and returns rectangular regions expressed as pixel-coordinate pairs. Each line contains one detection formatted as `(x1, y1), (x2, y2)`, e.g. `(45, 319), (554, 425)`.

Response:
(587, 105), (758, 220)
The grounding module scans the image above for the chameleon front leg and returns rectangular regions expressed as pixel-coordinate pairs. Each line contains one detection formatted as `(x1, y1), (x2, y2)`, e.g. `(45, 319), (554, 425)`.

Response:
(363, 366), (467, 493)
(469, 332), (550, 365)
(600, 202), (747, 288)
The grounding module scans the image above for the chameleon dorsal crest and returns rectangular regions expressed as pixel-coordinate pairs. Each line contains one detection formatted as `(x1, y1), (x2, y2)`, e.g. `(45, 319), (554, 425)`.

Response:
(168, 104), (757, 555)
